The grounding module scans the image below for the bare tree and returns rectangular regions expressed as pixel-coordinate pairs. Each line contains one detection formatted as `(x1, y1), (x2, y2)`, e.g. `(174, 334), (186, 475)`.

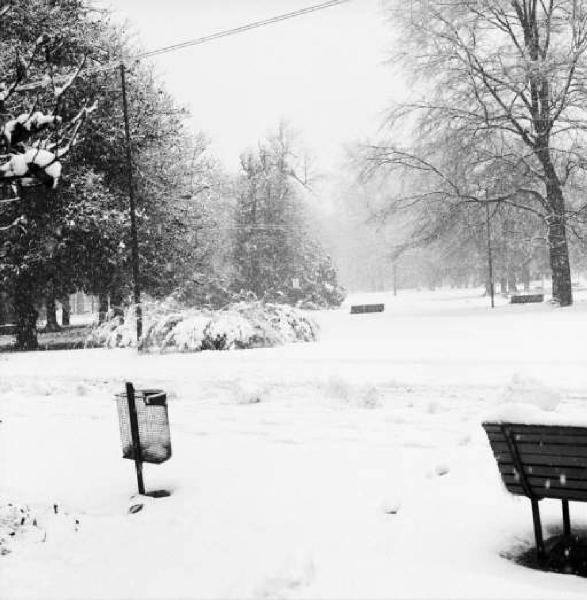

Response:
(368, 0), (587, 306)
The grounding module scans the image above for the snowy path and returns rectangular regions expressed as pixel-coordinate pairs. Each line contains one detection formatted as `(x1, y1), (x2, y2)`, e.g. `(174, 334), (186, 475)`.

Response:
(2, 289), (587, 598)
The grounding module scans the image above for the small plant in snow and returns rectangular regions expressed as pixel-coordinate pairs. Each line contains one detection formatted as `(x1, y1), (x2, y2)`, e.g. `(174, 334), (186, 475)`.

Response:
(324, 374), (352, 401)
(0, 503), (42, 555)
(361, 385), (382, 409)
(235, 382), (265, 405)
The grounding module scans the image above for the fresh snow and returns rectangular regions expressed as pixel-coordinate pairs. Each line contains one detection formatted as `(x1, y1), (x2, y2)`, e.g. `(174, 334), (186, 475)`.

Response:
(2, 287), (587, 599)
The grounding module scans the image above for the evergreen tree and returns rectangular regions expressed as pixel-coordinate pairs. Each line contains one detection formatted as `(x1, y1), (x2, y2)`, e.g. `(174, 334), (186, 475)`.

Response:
(0, 1), (225, 347)
(233, 125), (344, 307)
(0, 0), (108, 347)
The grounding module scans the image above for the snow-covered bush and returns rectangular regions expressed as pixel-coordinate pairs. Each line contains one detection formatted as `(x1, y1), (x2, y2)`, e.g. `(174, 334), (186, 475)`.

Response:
(86, 299), (318, 352)
(85, 315), (135, 349)
(0, 503), (40, 556)
(230, 302), (317, 345)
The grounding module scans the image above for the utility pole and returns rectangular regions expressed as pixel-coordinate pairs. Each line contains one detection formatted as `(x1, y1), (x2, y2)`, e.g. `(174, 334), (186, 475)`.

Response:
(392, 261), (398, 296)
(485, 197), (495, 309)
(120, 63), (142, 340)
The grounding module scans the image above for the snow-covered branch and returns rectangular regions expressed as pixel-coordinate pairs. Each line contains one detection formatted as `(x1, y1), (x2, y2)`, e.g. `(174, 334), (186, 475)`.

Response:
(0, 102), (97, 189)
(0, 148), (62, 188)
(2, 111), (62, 148)
(0, 81), (98, 188)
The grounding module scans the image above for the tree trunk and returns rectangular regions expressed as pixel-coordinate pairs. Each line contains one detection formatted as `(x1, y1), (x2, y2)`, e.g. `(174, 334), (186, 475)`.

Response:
(45, 293), (60, 332)
(98, 293), (109, 324)
(14, 282), (38, 350)
(546, 213), (573, 306)
(0, 292), (15, 325)
(61, 295), (71, 326)
(499, 277), (507, 295)
(521, 263), (531, 292)
(392, 262), (398, 296)
(507, 271), (517, 294)
(110, 290), (125, 319)
(484, 279), (492, 296)
(538, 145), (573, 306)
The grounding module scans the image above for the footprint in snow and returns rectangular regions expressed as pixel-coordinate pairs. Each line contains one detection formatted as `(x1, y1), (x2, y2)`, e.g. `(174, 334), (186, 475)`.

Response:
(381, 498), (401, 515)
(256, 553), (315, 599)
(435, 464), (450, 476)
(128, 503), (143, 514)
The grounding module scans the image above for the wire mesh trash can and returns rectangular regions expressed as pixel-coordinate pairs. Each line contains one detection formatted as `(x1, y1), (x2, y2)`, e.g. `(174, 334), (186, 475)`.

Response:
(116, 388), (172, 464)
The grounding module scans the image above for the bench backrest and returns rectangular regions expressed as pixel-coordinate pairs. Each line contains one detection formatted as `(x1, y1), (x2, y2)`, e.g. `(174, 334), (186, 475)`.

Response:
(510, 294), (544, 304)
(483, 421), (587, 502)
(350, 303), (385, 314)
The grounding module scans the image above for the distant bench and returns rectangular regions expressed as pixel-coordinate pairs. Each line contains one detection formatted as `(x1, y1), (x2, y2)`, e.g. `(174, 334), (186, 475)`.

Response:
(483, 421), (587, 560)
(510, 294), (544, 304)
(350, 303), (385, 315)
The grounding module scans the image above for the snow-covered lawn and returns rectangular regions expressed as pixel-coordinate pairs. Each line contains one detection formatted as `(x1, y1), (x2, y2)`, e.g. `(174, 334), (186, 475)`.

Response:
(2, 288), (587, 599)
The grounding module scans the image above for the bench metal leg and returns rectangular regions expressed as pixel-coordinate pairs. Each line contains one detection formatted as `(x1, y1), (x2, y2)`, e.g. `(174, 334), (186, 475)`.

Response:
(562, 499), (571, 538)
(531, 499), (545, 560)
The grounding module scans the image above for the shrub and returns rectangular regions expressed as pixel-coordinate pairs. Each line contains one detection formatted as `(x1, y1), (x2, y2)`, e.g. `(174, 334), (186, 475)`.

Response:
(86, 299), (318, 353)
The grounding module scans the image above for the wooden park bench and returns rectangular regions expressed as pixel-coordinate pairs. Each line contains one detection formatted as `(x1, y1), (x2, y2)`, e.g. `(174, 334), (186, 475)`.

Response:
(510, 294), (544, 304)
(350, 303), (385, 315)
(483, 421), (587, 560)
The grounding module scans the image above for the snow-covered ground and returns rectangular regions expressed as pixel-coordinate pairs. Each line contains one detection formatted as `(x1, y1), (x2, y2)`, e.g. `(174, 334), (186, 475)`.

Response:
(2, 287), (587, 599)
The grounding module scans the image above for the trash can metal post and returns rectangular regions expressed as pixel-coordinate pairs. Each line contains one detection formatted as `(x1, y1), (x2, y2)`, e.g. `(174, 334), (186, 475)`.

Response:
(126, 381), (145, 495)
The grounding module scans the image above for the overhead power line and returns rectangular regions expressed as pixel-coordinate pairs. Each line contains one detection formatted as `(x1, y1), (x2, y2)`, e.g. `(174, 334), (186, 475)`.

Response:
(16, 0), (352, 92)
(136, 0), (351, 60)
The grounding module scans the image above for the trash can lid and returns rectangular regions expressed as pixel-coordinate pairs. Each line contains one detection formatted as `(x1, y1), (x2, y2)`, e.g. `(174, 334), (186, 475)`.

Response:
(115, 389), (166, 405)
(143, 390), (166, 406)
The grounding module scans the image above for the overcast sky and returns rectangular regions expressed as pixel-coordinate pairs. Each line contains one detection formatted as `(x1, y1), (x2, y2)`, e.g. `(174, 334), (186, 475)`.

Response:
(101, 0), (402, 174)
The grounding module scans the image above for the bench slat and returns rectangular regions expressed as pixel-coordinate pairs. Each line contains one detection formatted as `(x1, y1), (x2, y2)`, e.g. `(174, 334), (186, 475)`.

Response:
(483, 422), (587, 436)
(490, 440), (587, 458)
(498, 462), (587, 479)
(493, 450), (587, 467)
(483, 424), (502, 434)
(503, 484), (587, 502)
(502, 473), (587, 491)
(486, 431), (587, 445)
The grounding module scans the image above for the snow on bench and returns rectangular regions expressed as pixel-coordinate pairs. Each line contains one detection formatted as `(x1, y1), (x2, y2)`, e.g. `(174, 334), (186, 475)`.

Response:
(483, 421), (587, 560)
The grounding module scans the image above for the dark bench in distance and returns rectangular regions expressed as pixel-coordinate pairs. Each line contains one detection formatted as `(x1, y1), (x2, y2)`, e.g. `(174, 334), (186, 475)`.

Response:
(510, 294), (544, 304)
(350, 303), (384, 315)
(483, 421), (587, 560)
